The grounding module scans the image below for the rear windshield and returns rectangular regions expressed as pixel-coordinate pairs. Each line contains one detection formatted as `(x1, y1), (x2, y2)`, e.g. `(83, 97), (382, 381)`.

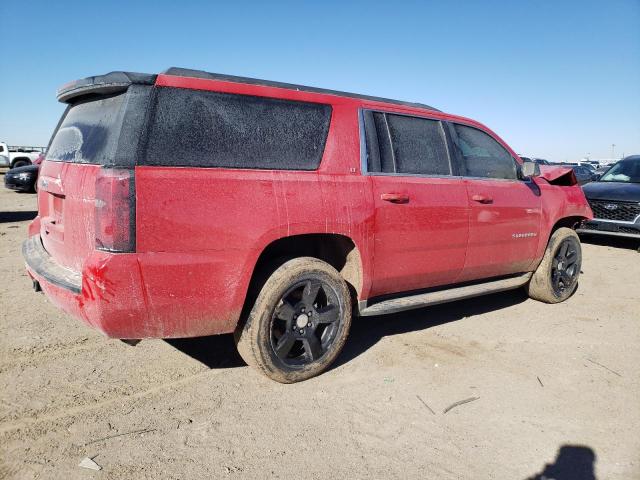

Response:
(141, 87), (332, 170)
(47, 93), (127, 165)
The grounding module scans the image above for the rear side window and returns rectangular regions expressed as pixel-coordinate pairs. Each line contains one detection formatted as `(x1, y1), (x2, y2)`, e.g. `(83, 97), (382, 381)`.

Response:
(452, 124), (517, 180)
(142, 87), (332, 170)
(47, 93), (127, 164)
(364, 111), (451, 176)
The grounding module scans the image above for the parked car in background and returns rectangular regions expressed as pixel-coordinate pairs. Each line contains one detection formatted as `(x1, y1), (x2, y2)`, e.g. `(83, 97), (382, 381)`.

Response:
(0, 142), (45, 168)
(596, 163), (614, 175)
(521, 157), (552, 166)
(532, 158), (551, 165)
(579, 160), (600, 169)
(23, 68), (592, 383)
(567, 165), (597, 185)
(4, 154), (43, 193)
(579, 163), (597, 174)
(0, 143), (9, 167)
(4, 164), (39, 192)
(578, 155), (640, 238)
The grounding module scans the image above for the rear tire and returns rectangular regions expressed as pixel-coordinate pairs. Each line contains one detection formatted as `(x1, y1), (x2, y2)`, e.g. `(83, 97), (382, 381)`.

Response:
(527, 227), (582, 303)
(235, 257), (352, 383)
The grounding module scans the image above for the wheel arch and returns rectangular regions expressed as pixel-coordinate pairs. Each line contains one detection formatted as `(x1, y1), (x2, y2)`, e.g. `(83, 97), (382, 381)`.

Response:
(240, 233), (363, 321)
(550, 215), (587, 233)
(254, 233), (362, 292)
(10, 157), (31, 168)
(531, 215), (589, 270)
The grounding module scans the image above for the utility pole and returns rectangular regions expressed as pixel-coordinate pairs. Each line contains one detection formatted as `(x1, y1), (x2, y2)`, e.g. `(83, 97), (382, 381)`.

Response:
(611, 144), (616, 159)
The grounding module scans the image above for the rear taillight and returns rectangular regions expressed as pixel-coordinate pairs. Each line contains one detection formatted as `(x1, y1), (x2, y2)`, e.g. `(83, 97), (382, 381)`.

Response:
(95, 168), (135, 252)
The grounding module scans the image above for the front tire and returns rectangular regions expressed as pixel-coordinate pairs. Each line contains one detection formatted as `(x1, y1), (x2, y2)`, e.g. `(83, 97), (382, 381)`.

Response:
(527, 227), (582, 303)
(235, 257), (352, 383)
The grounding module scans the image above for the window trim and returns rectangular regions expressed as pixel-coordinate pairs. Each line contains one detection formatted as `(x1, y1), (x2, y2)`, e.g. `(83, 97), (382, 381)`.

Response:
(447, 120), (524, 183)
(359, 108), (456, 179)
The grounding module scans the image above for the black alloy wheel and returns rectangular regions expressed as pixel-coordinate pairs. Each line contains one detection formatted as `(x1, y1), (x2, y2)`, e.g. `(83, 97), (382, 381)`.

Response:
(550, 237), (580, 296)
(235, 257), (352, 383)
(270, 279), (343, 367)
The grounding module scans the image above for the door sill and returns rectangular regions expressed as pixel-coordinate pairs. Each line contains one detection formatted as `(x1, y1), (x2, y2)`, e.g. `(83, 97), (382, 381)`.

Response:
(359, 272), (532, 317)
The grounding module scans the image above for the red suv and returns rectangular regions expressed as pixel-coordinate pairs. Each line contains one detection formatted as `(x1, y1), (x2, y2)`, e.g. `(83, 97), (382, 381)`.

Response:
(24, 68), (592, 382)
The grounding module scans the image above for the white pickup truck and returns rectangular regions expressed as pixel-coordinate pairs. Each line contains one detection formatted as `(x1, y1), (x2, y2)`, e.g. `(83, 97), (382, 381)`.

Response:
(0, 142), (44, 168)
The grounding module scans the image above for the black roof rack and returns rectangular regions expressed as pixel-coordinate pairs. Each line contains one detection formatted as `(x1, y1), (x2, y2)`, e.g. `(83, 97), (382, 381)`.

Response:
(163, 67), (440, 112)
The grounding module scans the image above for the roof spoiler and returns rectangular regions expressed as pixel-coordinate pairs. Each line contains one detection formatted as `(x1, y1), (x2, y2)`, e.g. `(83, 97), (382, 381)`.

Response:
(57, 71), (157, 103)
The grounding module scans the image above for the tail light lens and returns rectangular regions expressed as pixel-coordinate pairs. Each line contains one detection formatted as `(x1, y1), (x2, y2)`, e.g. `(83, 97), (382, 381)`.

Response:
(95, 168), (135, 252)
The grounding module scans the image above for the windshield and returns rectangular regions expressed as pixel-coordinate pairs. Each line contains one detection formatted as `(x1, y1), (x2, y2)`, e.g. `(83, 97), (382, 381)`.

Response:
(600, 160), (640, 183)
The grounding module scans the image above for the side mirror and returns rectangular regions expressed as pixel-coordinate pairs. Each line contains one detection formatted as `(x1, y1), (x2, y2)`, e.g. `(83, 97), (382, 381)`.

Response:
(521, 161), (541, 178)
(592, 173), (601, 181)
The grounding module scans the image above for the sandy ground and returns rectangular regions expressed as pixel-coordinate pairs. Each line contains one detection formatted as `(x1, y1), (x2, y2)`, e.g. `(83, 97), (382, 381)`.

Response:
(0, 180), (639, 480)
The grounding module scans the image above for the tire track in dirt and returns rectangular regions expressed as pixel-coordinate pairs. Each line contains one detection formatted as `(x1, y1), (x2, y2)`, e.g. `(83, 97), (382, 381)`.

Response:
(0, 368), (229, 435)
(0, 339), (104, 373)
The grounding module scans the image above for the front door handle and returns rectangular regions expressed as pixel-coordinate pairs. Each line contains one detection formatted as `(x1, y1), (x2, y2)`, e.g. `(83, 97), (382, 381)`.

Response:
(471, 194), (493, 204)
(380, 193), (410, 204)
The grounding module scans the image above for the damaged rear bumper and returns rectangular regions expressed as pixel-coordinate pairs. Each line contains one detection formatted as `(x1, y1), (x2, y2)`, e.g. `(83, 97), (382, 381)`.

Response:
(23, 235), (81, 293)
(22, 235), (240, 339)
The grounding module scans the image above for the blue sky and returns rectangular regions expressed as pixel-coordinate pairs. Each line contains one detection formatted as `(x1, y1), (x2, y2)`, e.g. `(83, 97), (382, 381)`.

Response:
(1, 0), (638, 161)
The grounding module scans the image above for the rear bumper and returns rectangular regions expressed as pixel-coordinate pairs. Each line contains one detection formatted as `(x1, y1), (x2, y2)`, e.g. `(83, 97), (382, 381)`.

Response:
(23, 235), (241, 338)
(23, 236), (81, 292)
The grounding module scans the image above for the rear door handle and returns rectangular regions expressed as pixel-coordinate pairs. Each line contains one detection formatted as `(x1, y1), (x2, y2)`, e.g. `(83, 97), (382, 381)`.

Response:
(471, 194), (493, 204)
(380, 193), (410, 204)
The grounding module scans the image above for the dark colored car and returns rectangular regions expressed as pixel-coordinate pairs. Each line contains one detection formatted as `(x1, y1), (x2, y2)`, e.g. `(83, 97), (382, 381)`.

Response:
(578, 155), (640, 238)
(596, 163), (614, 175)
(521, 157), (552, 166)
(568, 165), (597, 185)
(532, 158), (551, 165)
(4, 164), (39, 192)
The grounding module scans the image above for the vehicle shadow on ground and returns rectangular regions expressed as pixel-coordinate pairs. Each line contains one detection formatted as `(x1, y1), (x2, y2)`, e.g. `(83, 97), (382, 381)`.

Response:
(333, 288), (529, 369)
(579, 234), (639, 251)
(167, 289), (530, 370)
(166, 334), (245, 369)
(0, 211), (38, 223)
(525, 444), (596, 480)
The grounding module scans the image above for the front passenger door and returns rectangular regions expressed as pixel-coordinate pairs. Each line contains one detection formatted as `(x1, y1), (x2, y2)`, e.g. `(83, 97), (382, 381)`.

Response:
(449, 123), (542, 282)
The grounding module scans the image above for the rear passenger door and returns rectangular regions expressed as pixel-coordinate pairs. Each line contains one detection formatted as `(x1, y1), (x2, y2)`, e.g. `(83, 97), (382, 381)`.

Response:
(363, 111), (469, 298)
(448, 123), (542, 282)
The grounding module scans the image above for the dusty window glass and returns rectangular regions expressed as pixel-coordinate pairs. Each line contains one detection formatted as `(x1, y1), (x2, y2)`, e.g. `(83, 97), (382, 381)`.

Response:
(143, 87), (332, 170)
(367, 112), (450, 175)
(372, 112), (394, 173)
(47, 93), (127, 165)
(386, 114), (450, 175)
(453, 124), (517, 180)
